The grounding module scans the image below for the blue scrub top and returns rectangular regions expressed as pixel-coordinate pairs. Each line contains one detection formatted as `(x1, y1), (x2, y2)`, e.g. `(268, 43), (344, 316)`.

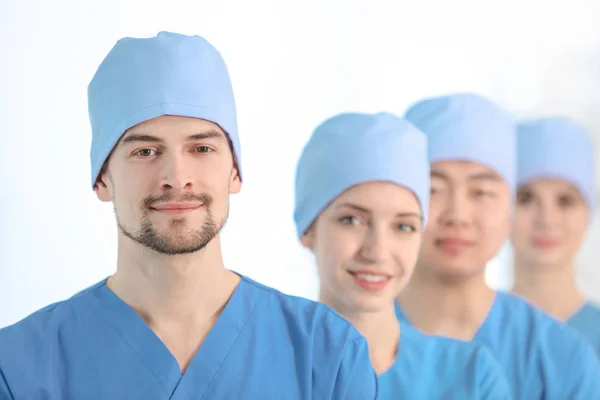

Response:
(0, 275), (379, 399)
(379, 318), (511, 399)
(568, 301), (600, 359)
(397, 291), (600, 399)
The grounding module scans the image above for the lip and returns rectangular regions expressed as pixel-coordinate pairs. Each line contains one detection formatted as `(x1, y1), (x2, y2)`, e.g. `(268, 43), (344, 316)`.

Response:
(348, 270), (392, 292)
(436, 237), (473, 255)
(531, 238), (559, 249)
(151, 202), (202, 215)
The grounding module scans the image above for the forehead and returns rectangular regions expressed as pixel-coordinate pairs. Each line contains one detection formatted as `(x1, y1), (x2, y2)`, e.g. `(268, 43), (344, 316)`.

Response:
(520, 178), (581, 194)
(122, 115), (228, 142)
(431, 160), (503, 183)
(331, 181), (421, 214)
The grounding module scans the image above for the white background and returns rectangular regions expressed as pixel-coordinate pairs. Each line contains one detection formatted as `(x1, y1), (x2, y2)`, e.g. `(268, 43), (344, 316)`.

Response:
(1, 0), (599, 328)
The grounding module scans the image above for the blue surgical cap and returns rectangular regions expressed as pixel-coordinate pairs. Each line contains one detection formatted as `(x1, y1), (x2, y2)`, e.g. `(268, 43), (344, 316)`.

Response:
(88, 31), (241, 188)
(405, 93), (516, 192)
(294, 112), (430, 237)
(517, 117), (596, 215)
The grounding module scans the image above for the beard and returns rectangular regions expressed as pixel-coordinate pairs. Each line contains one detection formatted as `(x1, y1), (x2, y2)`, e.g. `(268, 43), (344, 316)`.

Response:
(117, 191), (227, 255)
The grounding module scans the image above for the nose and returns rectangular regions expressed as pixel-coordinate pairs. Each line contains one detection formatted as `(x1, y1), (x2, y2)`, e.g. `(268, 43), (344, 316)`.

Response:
(534, 198), (560, 228)
(360, 225), (390, 263)
(159, 153), (193, 191)
(438, 190), (470, 228)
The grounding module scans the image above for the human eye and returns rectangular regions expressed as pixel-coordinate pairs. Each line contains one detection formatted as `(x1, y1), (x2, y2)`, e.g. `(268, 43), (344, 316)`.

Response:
(195, 145), (214, 153)
(133, 148), (158, 157)
(338, 215), (361, 226)
(397, 223), (417, 233)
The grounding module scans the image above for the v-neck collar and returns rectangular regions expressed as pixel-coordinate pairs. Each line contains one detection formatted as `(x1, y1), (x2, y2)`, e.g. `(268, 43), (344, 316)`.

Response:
(566, 301), (589, 322)
(172, 276), (260, 398)
(473, 291), (501, 341)
(395, 292), (499, 342)
(85, 275), (260, 399)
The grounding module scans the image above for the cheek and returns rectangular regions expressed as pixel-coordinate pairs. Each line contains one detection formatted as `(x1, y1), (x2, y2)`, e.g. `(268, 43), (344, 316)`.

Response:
(111, 176), (142, 207)
(317, 239), (348, 270)
(198, 170), (232, 195)
(420, 226), (439, 254)
(480, 207), (511, 232)
(423, 206), (442, 234)
(427, 199), (444, 221)
(512, 211), (533, 240)
(314, 231), (357, 278)
(476, 211), (511, 253)
(513, 207), (532, 227)
(565, 214), (589, 245)
(399, 240), (423, 277)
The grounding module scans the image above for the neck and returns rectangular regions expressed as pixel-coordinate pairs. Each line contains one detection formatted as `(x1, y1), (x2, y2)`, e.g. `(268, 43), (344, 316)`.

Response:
(108, 232), (239, 373)
(512, 257), (584, 321)
(321, 298), (399, 375)
(108, 232), (240, 330)
(397, 267), (495, 340)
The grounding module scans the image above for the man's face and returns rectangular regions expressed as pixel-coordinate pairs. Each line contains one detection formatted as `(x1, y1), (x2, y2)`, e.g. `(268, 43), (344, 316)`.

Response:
(417, 161), (512, 281)
(95, 115), (241, 255)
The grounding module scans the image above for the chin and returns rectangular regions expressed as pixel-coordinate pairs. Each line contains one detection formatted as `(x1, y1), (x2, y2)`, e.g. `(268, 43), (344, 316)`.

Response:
(164, 237), (201, 248)
(432, 263), (484, 282)
(347, 294), (394, 314)
(526, 253), (567, 269)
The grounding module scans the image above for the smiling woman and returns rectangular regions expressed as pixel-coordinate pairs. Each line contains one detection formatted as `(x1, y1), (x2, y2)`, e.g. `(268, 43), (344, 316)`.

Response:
(304, 181), (423, 315)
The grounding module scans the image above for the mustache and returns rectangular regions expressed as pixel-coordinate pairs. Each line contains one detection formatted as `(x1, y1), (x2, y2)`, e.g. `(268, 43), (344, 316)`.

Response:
(143, 192), (213, 209)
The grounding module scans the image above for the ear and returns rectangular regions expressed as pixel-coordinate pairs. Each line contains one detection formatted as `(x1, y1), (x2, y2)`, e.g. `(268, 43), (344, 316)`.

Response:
(94, 171), (113, 203)
(299, 227), (315, 250)
(229, 167), (242, 195)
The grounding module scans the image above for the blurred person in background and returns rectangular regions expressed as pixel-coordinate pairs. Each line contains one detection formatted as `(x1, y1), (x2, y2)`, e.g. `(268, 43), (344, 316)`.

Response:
(511, 116), (600, 357)
(397, 93), (600, 399)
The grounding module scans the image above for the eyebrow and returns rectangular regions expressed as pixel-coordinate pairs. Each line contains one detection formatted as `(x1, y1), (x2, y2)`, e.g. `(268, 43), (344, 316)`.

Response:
(120, 129), (225, 145)
(431, 170), (501, 182)
(337, 202), (423, 219)
(562, 188), (581, 197)
(519, 184), (580, 197)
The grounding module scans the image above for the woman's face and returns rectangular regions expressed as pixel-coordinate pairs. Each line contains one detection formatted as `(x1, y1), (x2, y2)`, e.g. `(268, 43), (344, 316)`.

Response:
(512, 178), (590, 268)
(302, 181), (423, 315)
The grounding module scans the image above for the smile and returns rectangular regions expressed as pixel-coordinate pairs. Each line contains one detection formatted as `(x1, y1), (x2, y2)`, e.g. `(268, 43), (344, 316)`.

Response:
(348, 271), (392, 291)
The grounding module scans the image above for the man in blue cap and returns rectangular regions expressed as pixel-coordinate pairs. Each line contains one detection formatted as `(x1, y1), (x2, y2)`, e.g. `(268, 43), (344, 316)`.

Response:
(0, 32), (379, 399)
(396, 93), (600, 398)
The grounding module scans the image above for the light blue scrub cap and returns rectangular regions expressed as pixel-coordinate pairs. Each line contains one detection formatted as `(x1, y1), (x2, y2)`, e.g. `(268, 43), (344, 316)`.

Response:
(294, 112), (430, 237)
(517, 116), (596, 215)
(88, 31), (241, 188)
(405, 93), (516, 192)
